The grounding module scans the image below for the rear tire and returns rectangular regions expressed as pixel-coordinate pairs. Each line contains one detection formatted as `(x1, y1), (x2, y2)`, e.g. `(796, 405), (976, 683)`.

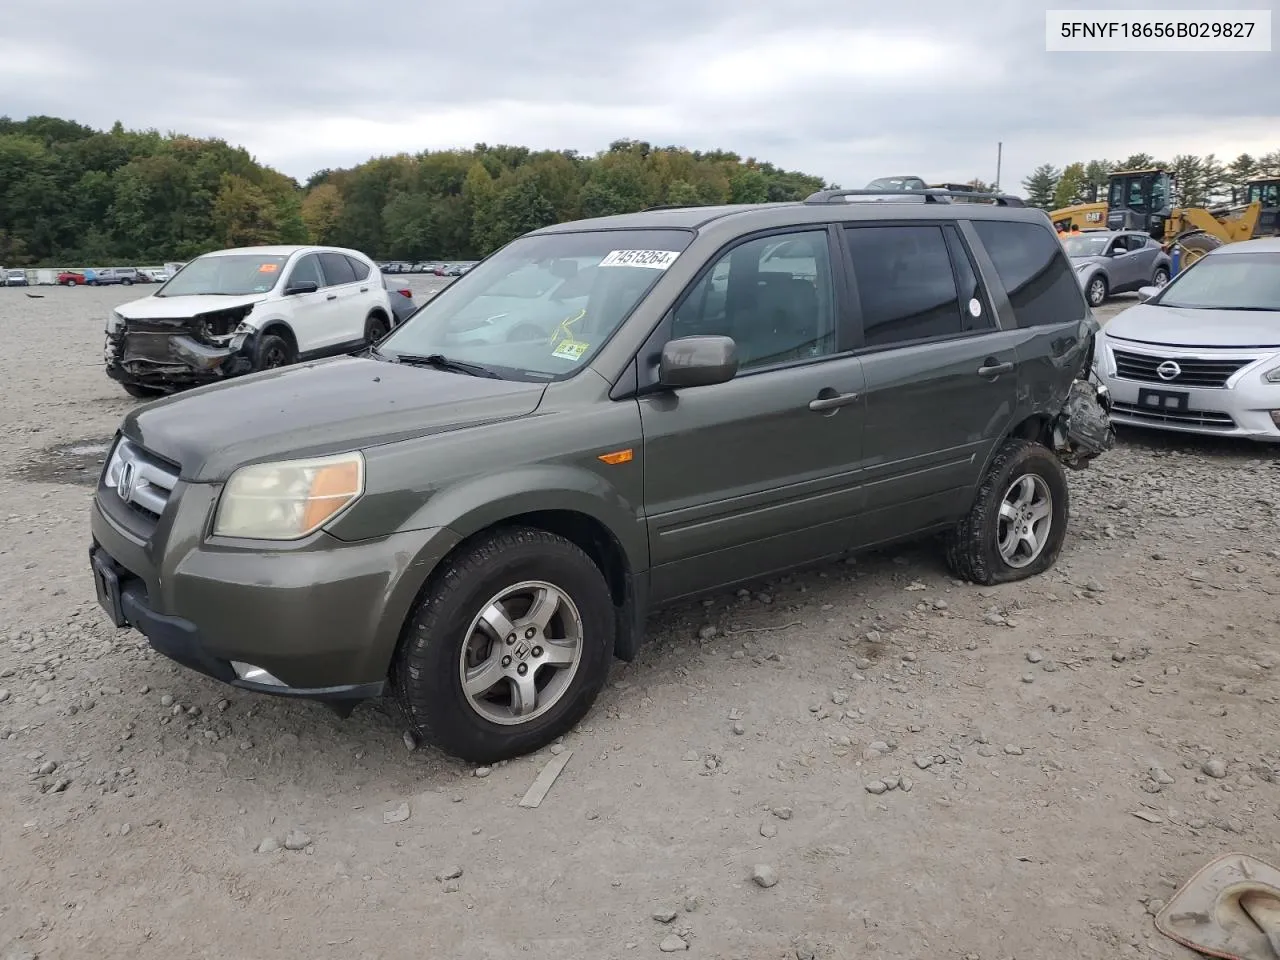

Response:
(364, 314), (389, 344)
(945, 439), (1070, 586)
(394, 527), (615, 763)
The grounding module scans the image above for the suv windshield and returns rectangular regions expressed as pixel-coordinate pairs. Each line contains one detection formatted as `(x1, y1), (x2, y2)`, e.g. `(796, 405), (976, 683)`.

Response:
(1155, 253), (1280, 311)
(1062, 235), (1111, 257)
(156, 254), (288, 297)
(376, 229), (693, 380)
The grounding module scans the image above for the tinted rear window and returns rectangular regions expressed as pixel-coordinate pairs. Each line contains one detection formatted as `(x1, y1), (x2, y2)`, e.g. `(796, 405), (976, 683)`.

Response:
(972, 220), (1086, 326)
(319, 252), (357, 286)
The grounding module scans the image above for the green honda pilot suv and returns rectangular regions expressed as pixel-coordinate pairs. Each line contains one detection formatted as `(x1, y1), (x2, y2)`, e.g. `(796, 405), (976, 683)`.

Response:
(89, 189), (1113, 762)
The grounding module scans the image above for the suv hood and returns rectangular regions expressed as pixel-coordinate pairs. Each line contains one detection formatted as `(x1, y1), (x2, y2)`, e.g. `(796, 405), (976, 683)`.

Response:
(117, 292), (269, 319)
(121, 356), (548, 481)
(1105, 303), (1280, 349)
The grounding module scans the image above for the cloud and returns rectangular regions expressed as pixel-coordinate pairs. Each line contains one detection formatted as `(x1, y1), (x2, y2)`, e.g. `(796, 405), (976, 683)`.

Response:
(3, 0), (1276, 193)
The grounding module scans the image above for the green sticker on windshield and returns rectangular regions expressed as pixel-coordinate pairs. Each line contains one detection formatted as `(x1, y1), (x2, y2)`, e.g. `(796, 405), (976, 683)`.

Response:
(552, 339), (589, 361)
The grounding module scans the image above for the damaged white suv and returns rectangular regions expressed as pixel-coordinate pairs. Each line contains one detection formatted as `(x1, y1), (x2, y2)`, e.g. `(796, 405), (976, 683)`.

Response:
(105, 245), (396, 398)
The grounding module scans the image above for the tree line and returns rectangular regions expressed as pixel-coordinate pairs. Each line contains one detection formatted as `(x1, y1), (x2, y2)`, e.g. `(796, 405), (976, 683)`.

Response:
(7, 115), (1275, 266)
(0, 116), (828, 266)
(1021, 151), (1280, 211)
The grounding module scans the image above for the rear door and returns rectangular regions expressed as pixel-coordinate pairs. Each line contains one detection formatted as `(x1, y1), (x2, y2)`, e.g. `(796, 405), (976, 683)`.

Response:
(638, 225), (867, 602)
(343, 254), (388, 331)
(317, 251), (366, 348)
(967, 215), (1092, 431)
(1127, 234), (1161, 286)
(1105, 233), (1143, 291)
(839, 220), (1020, 549)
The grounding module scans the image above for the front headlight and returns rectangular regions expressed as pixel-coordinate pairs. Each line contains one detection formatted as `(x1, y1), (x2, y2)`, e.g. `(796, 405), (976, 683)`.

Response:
(106, 310), (124, 333)
(212, 452), (365, 540)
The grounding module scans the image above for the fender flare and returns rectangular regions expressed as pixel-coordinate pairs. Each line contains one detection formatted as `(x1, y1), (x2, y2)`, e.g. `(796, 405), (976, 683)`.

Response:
(398, 463), (649, 576)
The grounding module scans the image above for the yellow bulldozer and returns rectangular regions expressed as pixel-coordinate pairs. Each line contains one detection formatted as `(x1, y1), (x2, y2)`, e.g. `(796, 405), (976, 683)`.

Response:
(1049, 168), (1268, 268)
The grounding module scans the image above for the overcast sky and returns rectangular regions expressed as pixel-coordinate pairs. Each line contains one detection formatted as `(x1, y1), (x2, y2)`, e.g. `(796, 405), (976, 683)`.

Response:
(3, 0), (1276, 193)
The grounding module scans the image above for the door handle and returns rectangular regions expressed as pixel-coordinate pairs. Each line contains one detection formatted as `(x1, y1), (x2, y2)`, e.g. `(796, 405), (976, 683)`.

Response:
(977, 360), (1013, 379)
(360, 287), (368, 293)
(809, 391), (860, 412)
(326, 293), (338, 301)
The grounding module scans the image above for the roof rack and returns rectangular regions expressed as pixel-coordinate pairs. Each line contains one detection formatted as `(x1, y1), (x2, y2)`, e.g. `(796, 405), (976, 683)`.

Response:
(803, 188), (1025, 207)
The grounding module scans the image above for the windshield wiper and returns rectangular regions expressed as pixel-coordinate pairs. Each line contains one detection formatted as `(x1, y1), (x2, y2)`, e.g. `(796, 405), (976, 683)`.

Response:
(391, 352), (502, 378)
(1162, 304), (1275, 311)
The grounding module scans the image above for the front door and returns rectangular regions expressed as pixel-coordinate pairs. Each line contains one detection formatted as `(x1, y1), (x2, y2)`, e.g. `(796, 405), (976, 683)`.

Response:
(317, 252), (365, 350)
(838, 222), (1020, 548)
(639, 227), (866, 603)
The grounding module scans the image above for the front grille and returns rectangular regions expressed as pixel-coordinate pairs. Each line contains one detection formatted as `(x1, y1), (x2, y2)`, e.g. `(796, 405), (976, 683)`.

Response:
(1111, 401), (1236, 430)
(1112, 349), (1252, 388)
(100, 438), (180, 537)
(123, 332), (174, 363)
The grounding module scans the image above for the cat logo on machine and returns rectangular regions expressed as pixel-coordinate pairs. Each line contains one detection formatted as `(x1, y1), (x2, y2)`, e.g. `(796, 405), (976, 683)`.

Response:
(1085, 211), (1103, 223)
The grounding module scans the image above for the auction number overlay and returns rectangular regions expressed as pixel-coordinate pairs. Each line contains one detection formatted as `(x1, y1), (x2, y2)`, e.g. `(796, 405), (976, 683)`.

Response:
(1046, 9), (1271, 51)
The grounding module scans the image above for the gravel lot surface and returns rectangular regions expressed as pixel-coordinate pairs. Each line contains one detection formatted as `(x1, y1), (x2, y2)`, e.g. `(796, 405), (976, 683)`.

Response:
(2, 283), (1278, 960)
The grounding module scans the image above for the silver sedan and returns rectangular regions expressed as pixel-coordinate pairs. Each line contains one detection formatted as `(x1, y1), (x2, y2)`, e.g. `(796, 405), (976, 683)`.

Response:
(1092, 236), (1280, 441)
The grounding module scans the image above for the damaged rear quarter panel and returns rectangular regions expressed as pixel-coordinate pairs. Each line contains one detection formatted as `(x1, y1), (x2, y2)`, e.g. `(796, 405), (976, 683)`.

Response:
(1013, 312), (1100, 420)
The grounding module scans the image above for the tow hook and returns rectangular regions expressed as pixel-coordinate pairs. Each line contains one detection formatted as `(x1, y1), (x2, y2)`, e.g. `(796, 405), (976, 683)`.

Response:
(1052, 378), (1115, 470)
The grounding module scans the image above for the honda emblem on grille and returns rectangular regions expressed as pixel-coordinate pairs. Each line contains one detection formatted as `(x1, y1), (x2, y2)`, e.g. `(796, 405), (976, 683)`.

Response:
(117, 460), (137, 502)
(1156, 361), (1181, 381)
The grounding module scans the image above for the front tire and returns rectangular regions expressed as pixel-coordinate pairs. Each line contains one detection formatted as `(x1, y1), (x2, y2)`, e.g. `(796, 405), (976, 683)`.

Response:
(945, 439), (1070, 586)
(122, 383), (165, 399)
(394, 527), (615, 763)
(1086, 274), (1108, 307)
(1152, 266), (1170, 287)
(254, 333), (294, 371)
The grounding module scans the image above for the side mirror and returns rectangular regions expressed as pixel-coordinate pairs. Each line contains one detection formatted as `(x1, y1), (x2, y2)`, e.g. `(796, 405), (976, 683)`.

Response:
(285, 280), (319, 295)
(1137, 286), (1159, 303)
(659, 335), (738, 389)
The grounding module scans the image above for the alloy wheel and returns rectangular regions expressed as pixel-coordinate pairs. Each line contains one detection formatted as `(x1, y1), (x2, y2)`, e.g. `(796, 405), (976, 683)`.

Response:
(458, 580), (584, 725)
(997, 474), (1053, 568)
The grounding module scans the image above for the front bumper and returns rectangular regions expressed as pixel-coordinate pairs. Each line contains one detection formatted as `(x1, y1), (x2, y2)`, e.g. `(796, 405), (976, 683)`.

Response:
(1096, 343), (1280, 441)
(89, 488), (461, 704)
(105, 327), (257, 391)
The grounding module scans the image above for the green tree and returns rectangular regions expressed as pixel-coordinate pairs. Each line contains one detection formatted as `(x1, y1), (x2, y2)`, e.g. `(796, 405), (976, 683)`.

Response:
(1118, 153), (1158, 171)
(1227, 154), (1259, 201)
(666, 180), (702, 206)
(300, 183), (344, 244)
(1200, 153), (1228, 204)
(211, 173), (280, 247)
(1169, 154), (1207, 206)
(1022, 164), (1061, 209)
(1052, 162), (1087, 209)
(1082, 160), (1112, 202)
(475, 180), (557, 253)
(728, 168), (769, 204)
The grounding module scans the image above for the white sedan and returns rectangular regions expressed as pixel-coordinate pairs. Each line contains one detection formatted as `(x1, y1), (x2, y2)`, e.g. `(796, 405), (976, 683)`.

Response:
(1092, 236), (1280, 441)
